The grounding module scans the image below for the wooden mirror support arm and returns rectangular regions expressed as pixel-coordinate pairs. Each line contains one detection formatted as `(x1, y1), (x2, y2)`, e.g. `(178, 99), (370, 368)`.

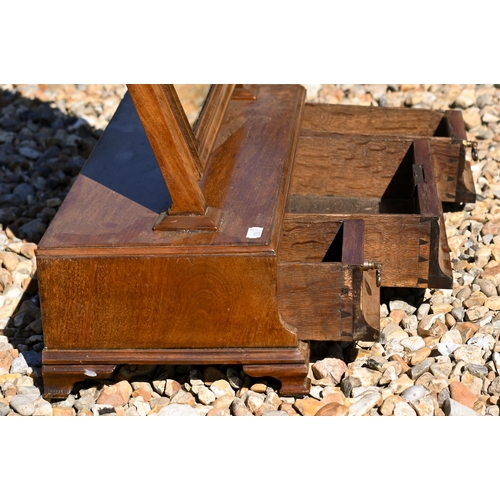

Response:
(127, 84), (250, 232)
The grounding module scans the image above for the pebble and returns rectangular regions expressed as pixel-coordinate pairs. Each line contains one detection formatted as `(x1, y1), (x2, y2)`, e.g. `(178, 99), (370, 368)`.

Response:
(401, 384), (428, 402)
(315, 402), (349, 416)
(453, 345), (485, 365)
(348, 391), (382, 416)
(210, 380), (235, 399)
(393, 401), (417, 416)
(293, 397), (325, 416)
(157, 404), (201, 416)
(312, 358), (347, 383)
(10, 394), (34, 416)
(443, 398), (477, 416)
(96, 381), (133, 407)
(410, 395), (435, 416)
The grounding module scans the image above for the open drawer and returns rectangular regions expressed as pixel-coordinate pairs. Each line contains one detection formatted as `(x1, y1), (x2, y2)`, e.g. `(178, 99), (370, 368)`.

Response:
(300, 103), (476, 204)
(288, 138), (453, 289)
(278, 219), (380, 342)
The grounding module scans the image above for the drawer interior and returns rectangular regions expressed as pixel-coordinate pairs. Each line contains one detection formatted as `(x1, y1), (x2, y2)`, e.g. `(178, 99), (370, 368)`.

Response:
(289, 139), (421, 216)
(301, 103), (463, 139)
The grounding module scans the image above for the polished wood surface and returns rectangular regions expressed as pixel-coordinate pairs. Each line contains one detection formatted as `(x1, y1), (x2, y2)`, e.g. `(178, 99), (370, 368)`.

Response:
(39, 86), (305, 250)
(127, 84), (206, 215)
(194, 84), (236, 168)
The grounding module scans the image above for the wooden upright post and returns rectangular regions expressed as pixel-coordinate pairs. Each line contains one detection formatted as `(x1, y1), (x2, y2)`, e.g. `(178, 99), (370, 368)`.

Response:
(127, 84), (206, 215)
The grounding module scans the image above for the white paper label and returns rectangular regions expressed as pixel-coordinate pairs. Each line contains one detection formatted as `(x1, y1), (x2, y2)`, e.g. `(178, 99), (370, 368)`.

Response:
(246, 227), (263, 238)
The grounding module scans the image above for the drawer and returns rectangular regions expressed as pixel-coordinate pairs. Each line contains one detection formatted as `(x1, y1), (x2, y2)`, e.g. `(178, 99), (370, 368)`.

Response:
(288, 138), (452, 289)
(300, 103), (476, 204)
(278, 219), (380, 342)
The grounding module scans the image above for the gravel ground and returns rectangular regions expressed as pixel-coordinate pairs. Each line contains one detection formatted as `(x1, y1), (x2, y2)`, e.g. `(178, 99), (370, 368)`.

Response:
(1, 83), (500, 416)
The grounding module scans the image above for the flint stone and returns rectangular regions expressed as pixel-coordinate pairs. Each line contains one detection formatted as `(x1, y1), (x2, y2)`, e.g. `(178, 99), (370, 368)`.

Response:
(53, 407), (76, 416)
(401, 384), (428, 402)
(430, 361), (453, 379)
(438, 386), (451, 406)
(476, 278), (498, 297)
(158, 404), (201, 416)
(315, 403), (349, 416)
(294, 397), (325, 416)
(393, 401), (417, 416)
(386, 371), (413, 394)
(416, 303), (431, 320)
(437, 342), (460, 356)
(262, 410), (289, 416)
(226, 368), (243, 389)
(170, 390), (196, 407)
(379, 365), (398, 385)
(464, 363), (489, 377)
(402, 315), (418, 331)
(321, 389), (346, 405)
(488, 376), (500, 395)
(408, 347), (432, 367)
(231, 398), (253, 416)
(389, 300), (416, 314)
(481, 266), (500, 286)
(16, 385), (40, 401)
(485, 296), (500, 310)
(416, 373), (449, 394)
(418, 314), (445, 336)
(210, 379), (235, 399)
(33, 400), (53, 416)
(487, 406), (500, 416)
(10, 354), (29, 375)
(197, 386), (216, 405)
(455, 89), (476, 108)
(443, 398), (477, 416)
(350, 367), (383, 387)
(246, 391), (266, 413)
(131, 396), (151, 416)
(309, 385), (323, 400)
(312, 358), (347, 384)
(0, 402), (11, 416)
(164, 379), (182, 397)
(348, 391), (382, 416)
(96, 380), (132, 407)
(250, 383), (267, 393)
(265, 391), (282, 410)
(341, 376), (361, 397)
(441, 329), (463, 345)
(410, 395), (435, 416)
(366, 356), (386, 372)
(453, 345), (485, 365)
(380, 395), (406, 416)
(10, 394), (35, 416)
(212, 395), (235, 410)
(410, 359), (434, 379)
(400, 337), (426, 352)
(461, 371), (483, 396)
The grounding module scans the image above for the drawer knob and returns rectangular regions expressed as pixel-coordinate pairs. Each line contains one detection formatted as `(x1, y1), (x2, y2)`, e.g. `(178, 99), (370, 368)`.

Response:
(363, 260), (382, 287)
(465, 140), (478, 161)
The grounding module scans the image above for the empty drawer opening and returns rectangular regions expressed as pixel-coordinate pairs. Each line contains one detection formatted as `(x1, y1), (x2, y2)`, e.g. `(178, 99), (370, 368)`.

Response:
(288, 143), (421, 216)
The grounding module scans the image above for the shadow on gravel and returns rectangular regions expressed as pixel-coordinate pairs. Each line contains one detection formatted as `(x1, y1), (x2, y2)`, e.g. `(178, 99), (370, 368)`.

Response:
(0, 87), (103, 392)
